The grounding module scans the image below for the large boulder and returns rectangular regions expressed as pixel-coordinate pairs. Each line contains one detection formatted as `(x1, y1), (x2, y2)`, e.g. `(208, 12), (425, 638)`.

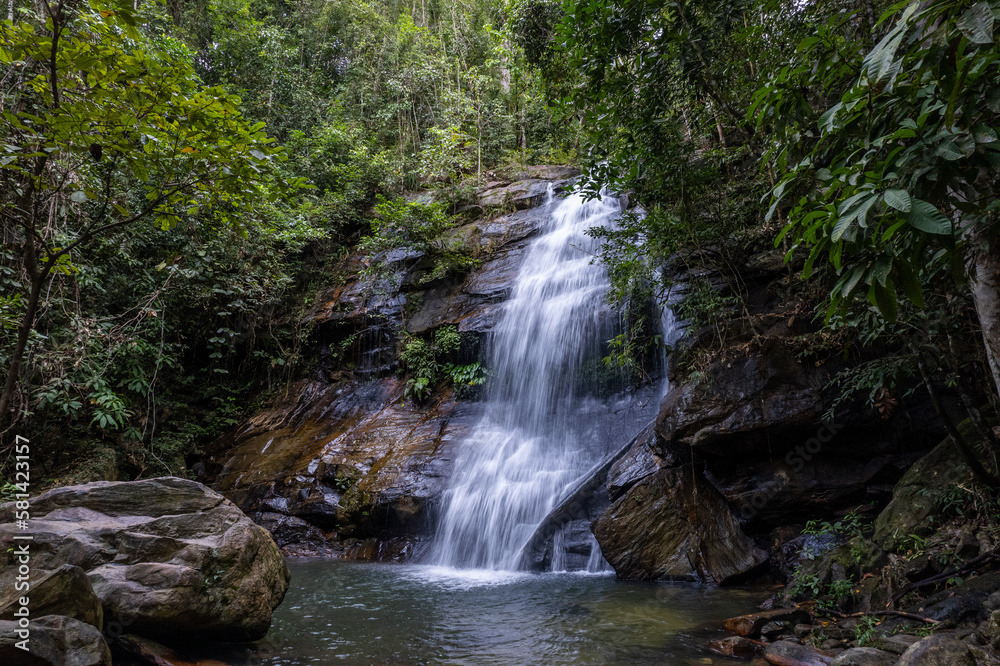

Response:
(895, 633), (975, 666)
(0, 564), (103, 630)
(656, 342), (829, 452)
(0, 615), (111, 666)
(873, 437), (973, 551)
(0, 477), (289, 642)
(592, 466), (767, 582)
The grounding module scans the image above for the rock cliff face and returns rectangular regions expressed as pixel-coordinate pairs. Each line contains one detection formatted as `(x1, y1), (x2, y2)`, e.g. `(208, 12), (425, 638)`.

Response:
(205, 167), (946, 582)
(204, 169), (583, 557)
(591, 254), (945, 582)
(210, 377), (480, 557)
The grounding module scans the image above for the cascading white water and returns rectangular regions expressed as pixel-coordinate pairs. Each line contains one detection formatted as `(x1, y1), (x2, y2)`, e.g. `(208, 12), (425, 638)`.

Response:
(432, 188), (623, 571)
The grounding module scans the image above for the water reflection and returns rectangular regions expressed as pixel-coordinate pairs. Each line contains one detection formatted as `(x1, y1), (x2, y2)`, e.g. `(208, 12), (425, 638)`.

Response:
(233, 560), (767, 665)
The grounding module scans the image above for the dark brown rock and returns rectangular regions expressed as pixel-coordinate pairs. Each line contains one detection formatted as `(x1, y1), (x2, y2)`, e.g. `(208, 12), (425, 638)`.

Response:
(0, 478), (289, 642)
(117, 634), (230, 666)
(896, 633), (975, 665)
(711, 635), (764, 658)
(0, 565), (103, 630)
(593, 466), (767, 583)
(723, 608), (812, 638)
(763, 640), (836, 666)
(0, 615), (111, 666)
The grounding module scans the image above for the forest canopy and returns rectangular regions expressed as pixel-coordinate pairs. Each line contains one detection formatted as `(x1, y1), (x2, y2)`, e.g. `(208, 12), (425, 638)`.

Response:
(2, 0), (1000, 486)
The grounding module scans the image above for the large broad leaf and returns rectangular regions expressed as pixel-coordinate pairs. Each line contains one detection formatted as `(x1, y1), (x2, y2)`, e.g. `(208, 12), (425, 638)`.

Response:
(832, 192), (878, 241)
(957, 3), (994, 44)
(883, 188), (911, 212)
(895, 260), (925, 308)
(862, 24), (905, 85)
(870, 280), (898, 322)
(818, 103), (843, 133)
(839, 264), (866, 297)
(906, 199), (953, 235)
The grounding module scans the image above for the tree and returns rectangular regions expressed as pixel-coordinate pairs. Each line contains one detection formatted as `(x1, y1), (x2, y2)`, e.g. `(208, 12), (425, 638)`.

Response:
(0, 0), (302, 431)
(757, 0), (1000, 397)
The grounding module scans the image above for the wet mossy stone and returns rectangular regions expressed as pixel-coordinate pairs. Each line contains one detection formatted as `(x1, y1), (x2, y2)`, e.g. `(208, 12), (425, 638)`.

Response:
(873, 426), (980, 553)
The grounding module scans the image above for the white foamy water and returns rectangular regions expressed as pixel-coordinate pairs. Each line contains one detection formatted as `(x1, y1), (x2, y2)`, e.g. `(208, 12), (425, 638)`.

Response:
(432, 188), (623, 571)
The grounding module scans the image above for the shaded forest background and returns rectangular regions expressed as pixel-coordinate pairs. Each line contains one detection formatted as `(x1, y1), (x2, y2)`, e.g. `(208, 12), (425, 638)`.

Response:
(2, 0), (1000, 489)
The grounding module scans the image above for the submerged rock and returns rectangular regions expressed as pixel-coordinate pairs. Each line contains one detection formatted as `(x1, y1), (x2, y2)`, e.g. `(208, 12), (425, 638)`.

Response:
(592, 465), (767, 583)
(0, 477), (289, 642)
(710, 635), (764, 658)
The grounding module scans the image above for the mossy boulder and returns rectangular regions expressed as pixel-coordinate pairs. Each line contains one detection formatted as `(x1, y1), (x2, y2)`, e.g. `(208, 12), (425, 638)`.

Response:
(873, 437), (974, 552)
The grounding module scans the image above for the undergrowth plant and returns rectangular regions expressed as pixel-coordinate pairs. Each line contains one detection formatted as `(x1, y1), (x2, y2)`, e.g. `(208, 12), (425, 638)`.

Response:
(399, 326), (486, 400)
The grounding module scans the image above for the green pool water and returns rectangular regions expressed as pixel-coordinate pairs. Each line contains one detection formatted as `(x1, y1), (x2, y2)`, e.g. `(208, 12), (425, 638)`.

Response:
(227, 559), (768, 665)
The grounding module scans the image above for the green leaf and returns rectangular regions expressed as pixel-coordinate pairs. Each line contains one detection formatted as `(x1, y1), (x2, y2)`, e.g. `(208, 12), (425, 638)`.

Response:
(883, 189), (911, 212)
(906, 199), (953, 235)
(870, 280), (898, 322)
(818, 103), (843, 133)
(957, 3), (994, 44)
(840, 265), (865, 297)
(972, 124), (998, 144)
(70, 190), (87, 203)
(896, 261), (925, 308)
(871, 255), (892, 286)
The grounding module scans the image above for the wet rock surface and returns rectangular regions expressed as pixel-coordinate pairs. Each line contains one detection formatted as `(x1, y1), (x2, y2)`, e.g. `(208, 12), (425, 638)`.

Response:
(207, 377), (480, 555)
(0, 477), (289, 642)
(476, 166), (578, 209)
(593, 465), (767, 582)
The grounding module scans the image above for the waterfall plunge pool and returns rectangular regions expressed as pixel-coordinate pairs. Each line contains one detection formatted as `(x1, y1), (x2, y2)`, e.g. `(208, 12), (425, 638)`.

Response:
(185, 559), (770, 665)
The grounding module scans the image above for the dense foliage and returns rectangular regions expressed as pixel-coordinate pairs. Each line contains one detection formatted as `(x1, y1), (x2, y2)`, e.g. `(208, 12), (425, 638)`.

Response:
(541, 0), (1000, 474)
(0, 0), (568, 480)
(3, 0), (1000, 487)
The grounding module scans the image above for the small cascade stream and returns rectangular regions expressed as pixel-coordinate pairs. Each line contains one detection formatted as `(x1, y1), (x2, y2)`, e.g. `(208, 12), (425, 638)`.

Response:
(432, 188), (630, 571)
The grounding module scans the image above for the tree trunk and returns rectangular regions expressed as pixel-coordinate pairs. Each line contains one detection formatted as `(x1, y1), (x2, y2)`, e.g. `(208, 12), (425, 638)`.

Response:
(967, 224), (1000, 400)
(0, 265), (45, 431)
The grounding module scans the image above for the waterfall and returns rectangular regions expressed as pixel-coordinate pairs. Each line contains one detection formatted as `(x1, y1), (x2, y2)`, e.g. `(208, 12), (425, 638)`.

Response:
(431, 188), (622, 571)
